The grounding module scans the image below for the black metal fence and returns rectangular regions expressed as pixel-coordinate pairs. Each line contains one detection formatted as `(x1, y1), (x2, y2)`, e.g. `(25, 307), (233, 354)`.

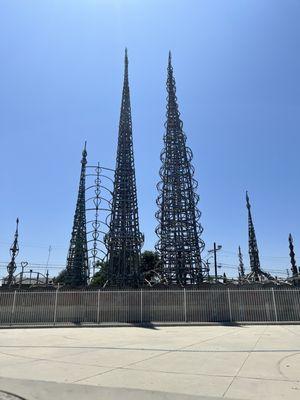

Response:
(0, 289), (299, 326)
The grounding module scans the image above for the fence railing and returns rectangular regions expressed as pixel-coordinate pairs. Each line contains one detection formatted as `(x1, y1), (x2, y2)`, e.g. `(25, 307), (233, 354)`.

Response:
(0, 289), (299, 326)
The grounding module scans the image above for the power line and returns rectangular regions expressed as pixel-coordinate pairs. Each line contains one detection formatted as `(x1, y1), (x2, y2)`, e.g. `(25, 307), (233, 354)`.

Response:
(221, 250), (290, 260)
(0, 241), (67, 249)
(0, 262), (65, 269)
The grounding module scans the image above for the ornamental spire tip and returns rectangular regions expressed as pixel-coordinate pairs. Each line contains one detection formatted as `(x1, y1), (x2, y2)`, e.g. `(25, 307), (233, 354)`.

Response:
(82, 141), (87, 158)
(246, 191), (250, 209)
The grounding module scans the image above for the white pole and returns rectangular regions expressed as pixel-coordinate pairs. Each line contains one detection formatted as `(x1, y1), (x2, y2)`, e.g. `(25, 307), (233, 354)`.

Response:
(272, 288), (278, 322)
(53, 287), (59, 326)
(10, 290), (17, 326)
(140, 289), (143, 323)
(227, 288), (233, 322)
(184, 288), (187, 323)
(97, 289), (100, 324)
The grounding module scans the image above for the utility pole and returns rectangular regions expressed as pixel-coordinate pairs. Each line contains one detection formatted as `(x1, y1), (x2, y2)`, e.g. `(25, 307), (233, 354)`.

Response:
(209, 242), (222, 283)
(46, 245), (52, 275)
(214, 242), (218, 282)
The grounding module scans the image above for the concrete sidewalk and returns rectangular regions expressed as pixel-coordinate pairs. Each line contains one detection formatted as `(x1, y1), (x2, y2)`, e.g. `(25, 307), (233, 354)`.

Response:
(0, 377), (229, 400)
(0, 325), (299, 399)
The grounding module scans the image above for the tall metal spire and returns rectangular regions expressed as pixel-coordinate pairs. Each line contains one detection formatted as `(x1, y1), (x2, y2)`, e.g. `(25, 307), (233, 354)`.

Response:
(66, 143), (89, 286)
(105, 49), (144, 287)
(155, 52), (205, 285)
(246, 191), (273, 282)
(246, 191), (261, 280)
(238, 246), (245, 279)
(5, 218), (19, 286)
(288, 233), (298, 278)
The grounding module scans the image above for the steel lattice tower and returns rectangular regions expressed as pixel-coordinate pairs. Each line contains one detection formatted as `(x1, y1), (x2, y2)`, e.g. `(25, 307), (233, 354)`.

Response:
(246, 191), (273, 281)
(66, 143), (89, 287)
(105, 50), (144, 287)
(155, 52), (205, 285)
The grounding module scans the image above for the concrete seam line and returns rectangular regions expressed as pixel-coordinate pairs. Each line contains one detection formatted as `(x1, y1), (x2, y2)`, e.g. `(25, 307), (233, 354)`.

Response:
(71, 367), (118, 384)
(221, 325), (268, 398)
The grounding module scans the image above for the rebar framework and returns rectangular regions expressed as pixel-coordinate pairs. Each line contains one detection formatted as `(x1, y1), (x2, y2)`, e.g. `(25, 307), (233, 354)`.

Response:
(105, 50), (144, 287)
(86, 163), (113, 277)
(89, 164), (102, 274)
(155, 52), (204, 285)
(66, 143), (89, 286)
(5, 218), (19, 286)
(246, 191), (273, 281)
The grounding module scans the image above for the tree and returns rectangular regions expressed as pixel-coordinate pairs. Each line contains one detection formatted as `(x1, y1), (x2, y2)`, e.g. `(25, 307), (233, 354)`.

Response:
(140, 250), (161, 283)
(53, 269), (68, 285)
(90, 260), (109, 286)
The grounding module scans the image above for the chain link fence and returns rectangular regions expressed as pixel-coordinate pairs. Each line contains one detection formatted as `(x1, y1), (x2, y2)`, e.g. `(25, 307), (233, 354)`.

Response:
(0, 289), (299, 326)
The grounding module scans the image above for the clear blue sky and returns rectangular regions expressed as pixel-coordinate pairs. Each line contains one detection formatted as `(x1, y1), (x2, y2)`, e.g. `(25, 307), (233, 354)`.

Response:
(0, 0), (299, 278)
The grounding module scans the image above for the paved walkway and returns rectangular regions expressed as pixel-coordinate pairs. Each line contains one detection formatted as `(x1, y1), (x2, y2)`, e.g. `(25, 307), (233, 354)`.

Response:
(0, 325), (299, 399)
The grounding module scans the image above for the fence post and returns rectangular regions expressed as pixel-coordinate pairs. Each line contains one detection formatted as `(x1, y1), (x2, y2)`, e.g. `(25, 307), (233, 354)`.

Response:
(53, 287), (59, 326)
(140, 289), (143, 323)
(227, 289), (233, 322)
(183, 288), (187, 323)
(271, 288), (278, 322)
(10, 290), (17, 326)
(97, 289), (100, 324)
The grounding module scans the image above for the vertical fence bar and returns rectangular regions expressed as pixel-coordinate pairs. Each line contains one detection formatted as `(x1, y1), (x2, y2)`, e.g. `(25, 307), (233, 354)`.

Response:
(10, 290), (17, 326)
(227, 289), (233, 322)
(97, 289), (100, 324)
(297, 290), (300, 321)
(53, 288), (59, 326)
(183, 288), (187, 322)
(140, 289), (143, 323)
(272, 288), (278, 322)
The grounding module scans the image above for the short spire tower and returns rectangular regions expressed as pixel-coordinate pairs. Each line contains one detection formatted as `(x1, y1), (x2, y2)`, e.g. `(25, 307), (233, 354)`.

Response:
(66, 143), (89, 286)
(246, 191), (273, 281)
(238, 246), (245, 279)
(155, 52), (205, 285)
(5, 218), (19, 286)
(246, 191), (261, 280)
(288, 234), (298, 284)
(105, 49), (144, 287)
